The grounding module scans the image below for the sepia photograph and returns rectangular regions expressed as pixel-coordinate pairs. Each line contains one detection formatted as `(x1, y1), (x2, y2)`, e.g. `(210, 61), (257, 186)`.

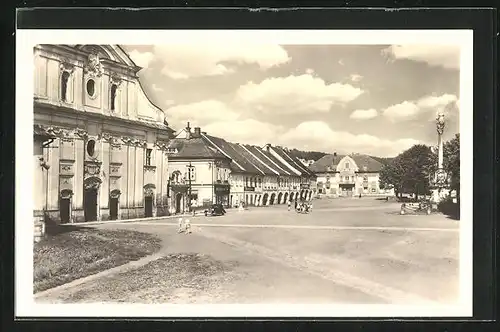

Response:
(16, 29), (473, 317)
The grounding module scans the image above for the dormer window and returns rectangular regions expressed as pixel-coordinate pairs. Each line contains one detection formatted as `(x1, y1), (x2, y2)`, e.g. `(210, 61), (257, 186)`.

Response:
(61, 71), (70, 101)
(110, 84), (117, 111)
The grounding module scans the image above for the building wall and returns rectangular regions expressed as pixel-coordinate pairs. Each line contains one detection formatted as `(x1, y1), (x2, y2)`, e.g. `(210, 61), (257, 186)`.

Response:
(33, 44), (170, 226)
(167, 159), (232, 210)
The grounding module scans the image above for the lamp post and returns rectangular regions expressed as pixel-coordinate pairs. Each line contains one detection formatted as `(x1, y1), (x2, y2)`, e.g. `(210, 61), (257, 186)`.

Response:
(187, 162), (194, 213)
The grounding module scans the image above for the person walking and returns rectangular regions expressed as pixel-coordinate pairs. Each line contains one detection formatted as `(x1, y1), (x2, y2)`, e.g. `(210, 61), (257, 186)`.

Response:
(294, 199), (298, 210)
(287, 200), (291, 211)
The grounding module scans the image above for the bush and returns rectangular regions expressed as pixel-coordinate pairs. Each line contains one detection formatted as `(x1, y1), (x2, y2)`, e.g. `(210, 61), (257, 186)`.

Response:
(437, 196), (460, 219)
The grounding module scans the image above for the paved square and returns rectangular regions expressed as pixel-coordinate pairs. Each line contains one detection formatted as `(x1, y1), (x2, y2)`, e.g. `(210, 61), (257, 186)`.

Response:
(36, 198), (459, 304)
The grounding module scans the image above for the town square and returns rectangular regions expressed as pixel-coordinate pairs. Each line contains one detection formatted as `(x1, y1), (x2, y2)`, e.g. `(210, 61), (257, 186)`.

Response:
(26, 35), (464, 310)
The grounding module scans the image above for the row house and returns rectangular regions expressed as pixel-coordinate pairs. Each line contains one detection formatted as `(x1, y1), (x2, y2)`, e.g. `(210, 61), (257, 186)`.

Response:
(200, 130), (317, 208)
(166, 124), (231, 212)
(308, 152), (384, 197)
(33, 44), (174, 232)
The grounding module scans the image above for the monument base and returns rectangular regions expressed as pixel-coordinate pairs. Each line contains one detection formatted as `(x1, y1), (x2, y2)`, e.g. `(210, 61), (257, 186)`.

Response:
(430, 187), (450, 205)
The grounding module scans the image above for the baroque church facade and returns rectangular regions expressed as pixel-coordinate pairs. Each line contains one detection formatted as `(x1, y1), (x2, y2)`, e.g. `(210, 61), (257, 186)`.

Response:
(33, 44), (174, 227)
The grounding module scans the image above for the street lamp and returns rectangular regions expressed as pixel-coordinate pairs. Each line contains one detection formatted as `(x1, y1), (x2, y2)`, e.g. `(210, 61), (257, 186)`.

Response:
(187, 162), (194, 212)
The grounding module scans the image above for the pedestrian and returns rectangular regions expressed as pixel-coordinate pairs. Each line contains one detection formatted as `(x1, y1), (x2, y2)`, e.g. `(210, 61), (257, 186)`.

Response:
(287, 200), (291, 211)
(177, 217), (184, 233)
(184, 219), (191, 234)
(294, 200), (298, 210)
(359, 193), (362, 199)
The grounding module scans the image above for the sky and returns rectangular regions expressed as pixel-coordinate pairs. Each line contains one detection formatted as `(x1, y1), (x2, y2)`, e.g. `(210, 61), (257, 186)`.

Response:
(122, 43), (460, 158)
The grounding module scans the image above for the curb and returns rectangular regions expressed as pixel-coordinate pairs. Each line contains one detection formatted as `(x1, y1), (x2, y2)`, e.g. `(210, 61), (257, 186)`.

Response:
(63, 213), (198, 227)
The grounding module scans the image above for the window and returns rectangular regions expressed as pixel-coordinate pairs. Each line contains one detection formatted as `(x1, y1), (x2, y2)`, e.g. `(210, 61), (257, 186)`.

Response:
(86, 139), (96, 157)
(258, 178), (262, 187)
(110, 84), (117, 111)
(345, 162), (350, 169)
(187, 166), (196, 181)
(363, 175), (368, 182)
(145, 149), (152, 166)
(345, 176), (350, 181)
(245, 177), (249, 187)
(61, 71), (70, 101)
(86, 79), (96, 97)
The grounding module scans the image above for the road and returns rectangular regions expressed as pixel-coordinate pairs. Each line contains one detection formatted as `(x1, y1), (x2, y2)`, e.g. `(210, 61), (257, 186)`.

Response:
(35, 197), (460, 305)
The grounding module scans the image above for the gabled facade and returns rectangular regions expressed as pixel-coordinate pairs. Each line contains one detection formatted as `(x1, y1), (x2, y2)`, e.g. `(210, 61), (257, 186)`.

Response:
(166, 123), (232, 212)
(33, 44), (174, 229)
(309, 153), (383, 197)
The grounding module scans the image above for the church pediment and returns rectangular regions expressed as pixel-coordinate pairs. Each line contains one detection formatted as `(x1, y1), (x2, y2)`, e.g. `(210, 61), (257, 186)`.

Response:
(73, 44), (138, 69)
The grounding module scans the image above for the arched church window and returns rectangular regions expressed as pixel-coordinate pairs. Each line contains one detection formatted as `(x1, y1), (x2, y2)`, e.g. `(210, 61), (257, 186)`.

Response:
(110, 84), (117, 111)
(61, 71), (70, 101)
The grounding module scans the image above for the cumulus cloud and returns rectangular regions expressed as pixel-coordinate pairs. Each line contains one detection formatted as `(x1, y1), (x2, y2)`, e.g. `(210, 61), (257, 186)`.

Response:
(382, 101), (420, 121)
(151, 83), (164, 92)
(305, 68), (315, 74)
(382, 44), (460, 70)
(350, 108), (378, 120)
(383, 93), (459, 121)
(128, 49), (155, 68)
(350, 74), (363, 82)
(279, 121), (420, 157)
(416, 93), (458, 112)
(203, 119), (284, 146)
(152, 44), (291, 79)
(235, 74), (364, 115)
(166, 100), (239, 127)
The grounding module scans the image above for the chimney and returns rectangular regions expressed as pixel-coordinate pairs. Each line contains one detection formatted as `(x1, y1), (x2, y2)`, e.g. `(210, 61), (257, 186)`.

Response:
(194, 127), (201, 138)
(185, 122), (191, 140)
(202, 131), (207, 135)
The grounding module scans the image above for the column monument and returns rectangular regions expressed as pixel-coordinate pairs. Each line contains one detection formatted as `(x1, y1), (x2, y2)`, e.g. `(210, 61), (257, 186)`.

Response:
(430, 110), (450, 204)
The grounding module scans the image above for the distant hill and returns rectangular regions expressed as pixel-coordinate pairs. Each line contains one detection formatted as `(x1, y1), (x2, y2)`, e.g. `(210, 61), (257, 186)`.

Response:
(285, 148), (327, 162)
(284, 148), (393, 166)
(369, 156), (394, 165)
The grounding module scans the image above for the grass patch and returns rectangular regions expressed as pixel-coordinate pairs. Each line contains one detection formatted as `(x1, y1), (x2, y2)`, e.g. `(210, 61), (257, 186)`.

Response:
(66, 253), (240, 303)
(34, 226), (162, 293)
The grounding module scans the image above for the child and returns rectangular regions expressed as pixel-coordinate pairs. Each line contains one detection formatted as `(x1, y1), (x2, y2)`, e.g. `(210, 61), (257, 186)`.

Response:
(177, 217), (184, 233)
(184, 219), (192, 234)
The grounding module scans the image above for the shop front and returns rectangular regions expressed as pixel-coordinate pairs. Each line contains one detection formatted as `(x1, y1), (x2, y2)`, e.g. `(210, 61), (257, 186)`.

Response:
(214, 183), (230, 207)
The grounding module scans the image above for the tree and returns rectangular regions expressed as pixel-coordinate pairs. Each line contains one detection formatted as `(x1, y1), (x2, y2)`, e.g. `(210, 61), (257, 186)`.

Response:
(443, 134), (460, 203)
(380, 144), (436, 200)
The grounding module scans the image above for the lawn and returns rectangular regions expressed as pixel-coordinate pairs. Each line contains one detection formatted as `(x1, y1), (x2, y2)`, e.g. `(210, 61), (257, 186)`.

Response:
(33, 226), (162, 293)
(63, 253), (241, 303)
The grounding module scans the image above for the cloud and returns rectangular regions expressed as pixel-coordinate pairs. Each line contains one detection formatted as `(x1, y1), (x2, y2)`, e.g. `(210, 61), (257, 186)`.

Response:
(279, 121), (420, 157)
(383, 94), (459, 121)
(382, 101), (420, 121)
(203, 119), (284, 146)
(350, 108), (378, 120)
(166, 100), (239, 127)
(151, 83), (164, 92)
(350, 74), (363, 82)
(152, 44), (291, 79)
(382, 44), (460, 70)
(416, 93), (458, 112)
(235, 74), (364, 115)
(305, 68), (315, 75)
(338, 59), (345, 66)
(128, 49), (155, 68)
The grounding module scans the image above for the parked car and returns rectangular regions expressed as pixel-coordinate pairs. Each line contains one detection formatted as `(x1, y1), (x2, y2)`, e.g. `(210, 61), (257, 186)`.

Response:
(204, 204), (226, 216)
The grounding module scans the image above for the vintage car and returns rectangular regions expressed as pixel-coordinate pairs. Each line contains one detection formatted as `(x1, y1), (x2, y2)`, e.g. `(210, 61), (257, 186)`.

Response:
(204, 204), (227, 217)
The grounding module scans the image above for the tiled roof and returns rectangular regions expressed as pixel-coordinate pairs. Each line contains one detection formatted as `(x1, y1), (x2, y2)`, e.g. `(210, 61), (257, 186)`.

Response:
(350, 154), (384, 173)
(202, 134), (264, 175)
(234, 144), (278, 175)
(167, 137), (230, 160)
(272, 146), (315, 177)
(246, 145), (292, 176)
(308, 154), (383, 173)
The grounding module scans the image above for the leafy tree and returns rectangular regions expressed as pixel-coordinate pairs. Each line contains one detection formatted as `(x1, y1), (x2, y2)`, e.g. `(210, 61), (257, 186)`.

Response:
(380, 144), (436, 200)
(443, 134), (460, 203)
